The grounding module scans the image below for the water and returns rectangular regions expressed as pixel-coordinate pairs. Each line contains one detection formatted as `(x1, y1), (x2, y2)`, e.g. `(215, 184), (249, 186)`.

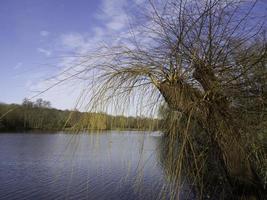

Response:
(0, 131), (172, 200)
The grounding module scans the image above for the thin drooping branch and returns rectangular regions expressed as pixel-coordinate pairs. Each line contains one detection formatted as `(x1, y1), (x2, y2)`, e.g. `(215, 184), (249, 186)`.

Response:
(49, 0), (266, 199)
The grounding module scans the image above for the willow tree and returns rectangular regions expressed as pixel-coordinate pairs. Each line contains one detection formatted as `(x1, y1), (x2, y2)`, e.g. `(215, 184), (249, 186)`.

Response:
(61, 0), (266, 199)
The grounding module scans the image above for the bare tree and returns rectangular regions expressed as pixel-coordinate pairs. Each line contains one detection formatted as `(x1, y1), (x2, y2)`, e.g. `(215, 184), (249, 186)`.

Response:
(55, 0), (266, 199)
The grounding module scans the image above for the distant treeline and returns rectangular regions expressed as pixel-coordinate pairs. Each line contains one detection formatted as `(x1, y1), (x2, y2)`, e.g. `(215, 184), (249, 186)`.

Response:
(0, 98), (160, 132)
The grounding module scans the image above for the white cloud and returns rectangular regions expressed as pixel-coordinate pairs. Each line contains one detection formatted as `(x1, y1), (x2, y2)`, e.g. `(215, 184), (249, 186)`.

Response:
(25, 80), (33, 88)
(32, 0), (148, 111)
(37, 48), (52, 56)
(26, 0), (260, 114)
(58, 0), (142, 53)
(14, 62), (22, 70)
(96, 0), (132, 32)
(61, 33), (87, 50)
(40, 30), (50, 37)
(28, 77), (83, 110)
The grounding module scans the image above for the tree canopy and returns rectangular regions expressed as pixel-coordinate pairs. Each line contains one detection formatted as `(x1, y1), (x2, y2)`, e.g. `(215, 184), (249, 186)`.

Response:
(49, 0), (266, 199)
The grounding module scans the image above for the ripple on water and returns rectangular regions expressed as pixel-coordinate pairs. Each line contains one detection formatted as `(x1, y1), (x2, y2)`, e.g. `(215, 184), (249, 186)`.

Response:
(0, 132), (173, 200)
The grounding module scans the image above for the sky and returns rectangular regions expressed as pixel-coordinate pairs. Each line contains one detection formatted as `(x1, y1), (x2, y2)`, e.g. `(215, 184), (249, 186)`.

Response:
(0, 0), (144, 110)
(0, 0), (266, 112)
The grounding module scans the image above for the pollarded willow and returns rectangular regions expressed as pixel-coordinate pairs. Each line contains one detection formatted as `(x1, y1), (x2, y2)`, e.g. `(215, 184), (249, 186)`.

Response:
(55, 0), (267, 199)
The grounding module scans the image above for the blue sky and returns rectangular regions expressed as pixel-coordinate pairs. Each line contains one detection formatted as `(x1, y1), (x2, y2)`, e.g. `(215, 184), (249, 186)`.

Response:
(0, 0), (265, 112)
(0, 0), (142, 110)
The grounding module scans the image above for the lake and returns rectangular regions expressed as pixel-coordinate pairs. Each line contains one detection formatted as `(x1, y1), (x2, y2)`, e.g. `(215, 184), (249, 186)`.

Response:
(0, 131), (187, 200)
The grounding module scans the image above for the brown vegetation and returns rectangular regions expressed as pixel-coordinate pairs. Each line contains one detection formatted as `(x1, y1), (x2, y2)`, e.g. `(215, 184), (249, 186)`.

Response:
(44, 0), (266, 199)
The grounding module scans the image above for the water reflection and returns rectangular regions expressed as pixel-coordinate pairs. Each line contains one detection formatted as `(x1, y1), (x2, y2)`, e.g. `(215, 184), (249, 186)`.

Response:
(0, 131), (172, 200)
(156, 135), (196, 200)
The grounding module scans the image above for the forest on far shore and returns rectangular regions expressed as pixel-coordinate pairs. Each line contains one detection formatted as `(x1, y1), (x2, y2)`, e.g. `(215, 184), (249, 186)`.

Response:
(0, 98), (160, 132)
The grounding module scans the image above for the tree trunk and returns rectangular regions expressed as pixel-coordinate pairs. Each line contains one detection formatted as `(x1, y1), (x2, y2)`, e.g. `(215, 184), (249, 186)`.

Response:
(157, 79), (264, 199)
